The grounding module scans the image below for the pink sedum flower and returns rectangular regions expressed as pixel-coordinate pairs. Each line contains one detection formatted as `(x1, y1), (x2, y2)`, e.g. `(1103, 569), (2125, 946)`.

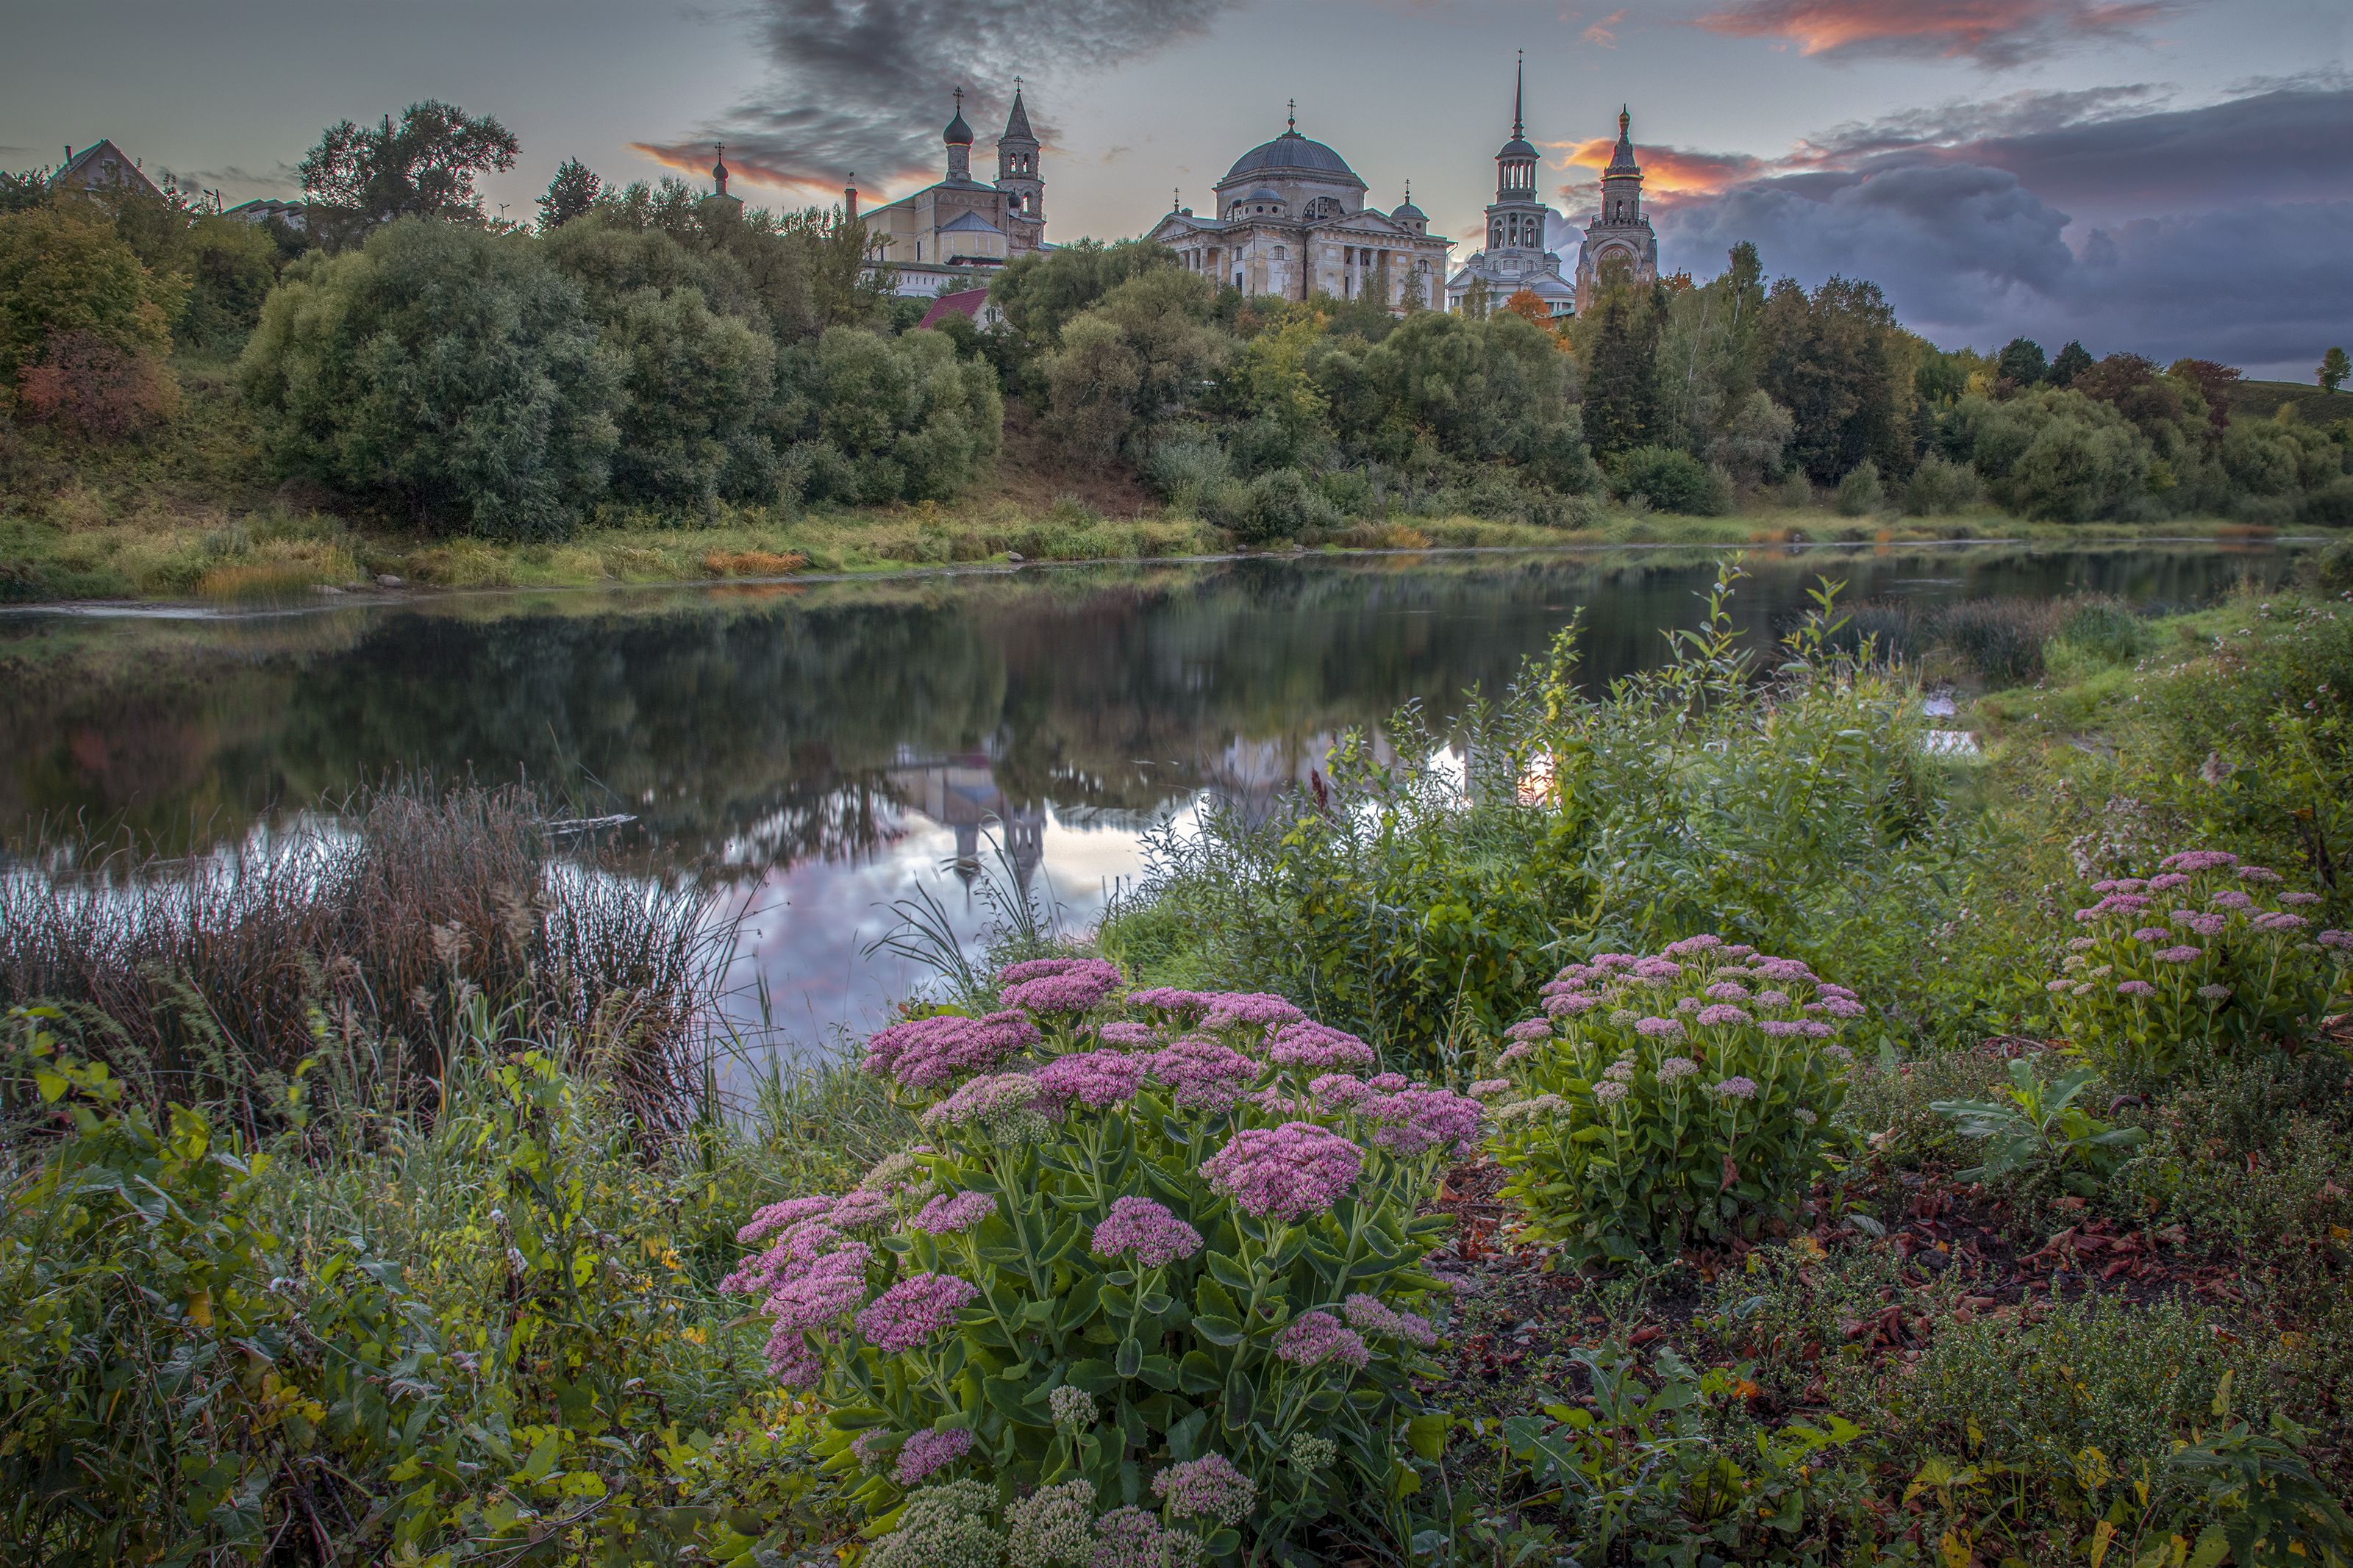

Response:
(1695, 1003), (1751, 1027)
(1277, 1309), (1370, 1369)
(907, 1190), (996, 1235)
(1201, 1123), (1363, 1221)
(1149, 1037), (1260, 1111)
(1268, 1019), (1377, 1072)
(857, 1272), (977, 1352)
(862, 1010), (1040, 1089)
(1152, 1453), (1257, 1528)
(1199, 992), (1307, 1032)
(1090, 1195), (1204, 1267)
(1001, 959), (1124, 1015)
(1035, 1049), (1147, 1109)
(893, 1427), (972, 1486)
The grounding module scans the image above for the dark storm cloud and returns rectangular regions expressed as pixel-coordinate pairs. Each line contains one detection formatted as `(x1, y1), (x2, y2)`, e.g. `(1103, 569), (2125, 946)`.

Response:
(1653, 83), (2353, 370)
(633, 0), (1237, 195)
(1693, 0), (2190, 70)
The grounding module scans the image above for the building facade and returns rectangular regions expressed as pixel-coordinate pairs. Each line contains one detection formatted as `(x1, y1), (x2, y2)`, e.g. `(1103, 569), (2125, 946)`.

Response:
(51, 140), (163, 201)
(1573, 108), (1659, 312)
(1444, 60), (1575, 318)
(1144, 111), (1448, 309)
(859, 87), (1049, 299)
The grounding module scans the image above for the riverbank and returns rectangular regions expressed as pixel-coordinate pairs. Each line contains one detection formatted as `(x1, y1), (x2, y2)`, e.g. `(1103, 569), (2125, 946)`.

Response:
(4, 357), (2339, 606)
(4, 571), (2349, 1562)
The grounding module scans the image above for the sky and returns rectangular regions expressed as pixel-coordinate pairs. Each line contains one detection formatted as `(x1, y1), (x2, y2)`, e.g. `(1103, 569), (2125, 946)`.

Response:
(3, 0), (2347, 376)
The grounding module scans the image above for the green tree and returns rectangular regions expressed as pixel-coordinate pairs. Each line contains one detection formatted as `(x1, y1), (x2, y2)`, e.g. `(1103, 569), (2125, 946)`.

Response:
(538, 157), (601, 229)
(0, 165), (51, 213)
(2049, 339), (2094, 387)
(1580, 281), (1662, 457)
(239, 219), (622, 537)
(990, 239), (1176, 356)
(2321, 346), (2350, 395)
(298, 101), (520, 223)
(0, 205), (181, 378)
(776, 326), (1001, 503)
(1995, 336), (2049, 391)
(1044, 313), (1143, 458)
(1756, 275), (1904, 484)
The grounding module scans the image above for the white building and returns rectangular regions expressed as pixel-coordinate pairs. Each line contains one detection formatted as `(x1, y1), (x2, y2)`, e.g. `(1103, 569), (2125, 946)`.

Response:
(1444, 59), (1576, 318)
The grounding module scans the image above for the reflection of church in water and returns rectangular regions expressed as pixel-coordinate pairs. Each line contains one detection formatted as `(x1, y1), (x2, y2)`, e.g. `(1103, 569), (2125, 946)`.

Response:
(885, 748), (1048, 892)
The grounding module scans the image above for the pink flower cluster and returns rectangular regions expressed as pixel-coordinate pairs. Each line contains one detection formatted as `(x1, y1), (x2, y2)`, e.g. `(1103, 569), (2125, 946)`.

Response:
(1035, 1048), (1146, 1109)
(720, 1207), (874, 1381)
(861, 1010), (1039, 1089)
(1201, 1122), (1363, 1221)
(1150, 1036), (1259, 1111)
(1344, 1292), (1438, 1345)
(1360, 1084), (1485, 1158)
(1695, 1004), (1750, 1027)
(999, 957), (1124, 1014)
(1090, 1195), (1204, 1267)
(1151, 1452), (1258, 1528)
(856, 1272), (977, 1351)
(1200, 992), (1307, 1031)
(1267, 1019), (1377, 1072)
(907, 1189), (996, 1235)
(894, 1426), (971, 1485)
(919, 1071), (1056, 1134)
(1277, 1309), (1370, 1369)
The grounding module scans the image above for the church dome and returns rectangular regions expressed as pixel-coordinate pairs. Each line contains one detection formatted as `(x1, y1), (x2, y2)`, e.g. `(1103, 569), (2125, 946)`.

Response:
(944, 102), (974, 147)
(1223, 131), (1364, 189)
(1391, 198), (1425, 221)
(1496, 133), (1537, 162)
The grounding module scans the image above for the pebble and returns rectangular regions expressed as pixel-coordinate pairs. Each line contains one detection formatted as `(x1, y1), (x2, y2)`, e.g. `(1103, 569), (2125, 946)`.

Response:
(376, 573), (404, 587)
(1005, 552), (1025, 563)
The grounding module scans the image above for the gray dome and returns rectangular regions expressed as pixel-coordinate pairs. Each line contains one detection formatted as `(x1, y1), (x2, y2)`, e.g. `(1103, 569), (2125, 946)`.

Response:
(1223, 131), (1364, 188)
(1392, 199), (1425, 221)
(1244, 187), (1283, 203)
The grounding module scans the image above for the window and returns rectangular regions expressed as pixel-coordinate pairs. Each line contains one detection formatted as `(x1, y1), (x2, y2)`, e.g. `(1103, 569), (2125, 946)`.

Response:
(1273, 246), (1285, 260)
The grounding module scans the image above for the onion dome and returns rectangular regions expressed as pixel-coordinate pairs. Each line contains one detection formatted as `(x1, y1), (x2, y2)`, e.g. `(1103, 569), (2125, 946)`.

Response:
(944, 87), (973, 147)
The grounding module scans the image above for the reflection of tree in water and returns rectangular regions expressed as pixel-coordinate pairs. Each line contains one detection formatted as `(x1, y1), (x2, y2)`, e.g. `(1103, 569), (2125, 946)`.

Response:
(0, 544), (2307, 873)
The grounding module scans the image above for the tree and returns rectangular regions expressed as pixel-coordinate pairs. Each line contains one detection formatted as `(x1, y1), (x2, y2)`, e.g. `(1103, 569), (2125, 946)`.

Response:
(239, 219), (622, 537)
(0, 205), (181, 378)
(2321, 346), (2350, 395)
(1, 165), (53, 213)
(1994, 337), (2048, 392)
(1581, 281), (1662, 457)
(538, 158), (601, 230)
(1500, 288), (1550, 328)
(2049, 340), (2093, 387)
(776, 326), (1001, 503)
(1756, 275), (1904, 484)
(299, 101), (520, 223)
(2165, 358), (2240, 429)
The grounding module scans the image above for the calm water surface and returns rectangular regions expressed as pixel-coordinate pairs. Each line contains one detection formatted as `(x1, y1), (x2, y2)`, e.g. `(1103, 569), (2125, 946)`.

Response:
(0, 541), (2310, 1046)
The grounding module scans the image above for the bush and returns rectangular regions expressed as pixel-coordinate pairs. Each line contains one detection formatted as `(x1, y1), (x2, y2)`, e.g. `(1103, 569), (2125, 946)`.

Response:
(1902, 453), (1982, 515)
(1834, 459), (1884, 516)
(737, 959), (1460, 1558)
(239, 220), (622, 539)
(2043, 851), (2350, 1084)
(0, 1011), (840, 1567)
(1229, 466), (1340, 544)
(1927, 596), (2063, 686)
(14, 329), (179, 438)
(1608, 445), (1726, 515)
(2053, 596), (2149, 665)
(1486, 936), (1860, 1261)
(0, 204), (181, 380)
(1143, 426), (1230, 511)
(780, 325), (1002, 505)
(1928, 1053), (2146, 1199)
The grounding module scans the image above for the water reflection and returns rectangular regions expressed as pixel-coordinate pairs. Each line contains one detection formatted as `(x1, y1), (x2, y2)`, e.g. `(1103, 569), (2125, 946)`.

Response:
(0, 541), (2313, 1046)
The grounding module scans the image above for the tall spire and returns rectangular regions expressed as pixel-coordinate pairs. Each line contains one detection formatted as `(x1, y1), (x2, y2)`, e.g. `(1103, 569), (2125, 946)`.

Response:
(1002, 76), (1035, 143)
(1513, 49), (1525, 139)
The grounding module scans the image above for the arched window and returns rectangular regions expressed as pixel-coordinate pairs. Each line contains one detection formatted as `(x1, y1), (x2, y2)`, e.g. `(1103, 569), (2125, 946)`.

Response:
(1273, 246), (1285, 260)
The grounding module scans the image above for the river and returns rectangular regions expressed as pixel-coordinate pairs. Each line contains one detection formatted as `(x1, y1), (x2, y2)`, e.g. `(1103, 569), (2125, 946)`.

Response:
(0, 540), (2313, 1047)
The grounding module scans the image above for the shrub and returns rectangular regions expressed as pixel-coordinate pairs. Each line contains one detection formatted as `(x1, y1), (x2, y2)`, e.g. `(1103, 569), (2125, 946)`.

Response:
(14, 329), (179, 439)
(729, 959), (1461, 1558)
(1834, 459), (1884, 516)
(0, 204), (181, 380)
(1486, 935), (1860, 1261)
(1927, 596), (2063, 686)
(779, 325), (1003, 505)
(1902, 453), (1982, 515)
(1230, 466), (1340, 544)
(2043, 851), (2351, 1084)
(2054, 596), (2149, 665)
(1608, 445), (1725, 515)
(1927, 1054), (2146, 1198)
(239, 220), (623, 540)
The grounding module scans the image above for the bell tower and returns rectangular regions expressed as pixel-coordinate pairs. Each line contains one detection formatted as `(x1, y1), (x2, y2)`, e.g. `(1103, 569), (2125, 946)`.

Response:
(1484, 51), (1550, 259)
(943, 87), (974, 182)
(995, 77), (1045, 230)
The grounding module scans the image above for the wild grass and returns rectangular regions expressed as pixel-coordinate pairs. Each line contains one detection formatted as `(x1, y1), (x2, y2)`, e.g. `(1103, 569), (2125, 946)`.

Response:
(0, 778), (725, 1135)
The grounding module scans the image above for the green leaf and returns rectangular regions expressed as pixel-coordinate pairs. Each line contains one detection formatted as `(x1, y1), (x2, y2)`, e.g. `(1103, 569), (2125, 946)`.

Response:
(1404, 1412), (1451, 1461)
(1115, 1338), (1143, 1378)
(1222, 1367), (1254, 1431)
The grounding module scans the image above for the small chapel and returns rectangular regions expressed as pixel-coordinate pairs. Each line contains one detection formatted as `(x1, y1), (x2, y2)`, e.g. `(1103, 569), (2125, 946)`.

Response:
(857, 85), (1049, 298)
(1144, 107), (1450, 309)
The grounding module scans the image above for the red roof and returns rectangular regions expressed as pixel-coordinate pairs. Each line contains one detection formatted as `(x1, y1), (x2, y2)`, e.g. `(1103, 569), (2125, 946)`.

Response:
(918, 288), (993, 329)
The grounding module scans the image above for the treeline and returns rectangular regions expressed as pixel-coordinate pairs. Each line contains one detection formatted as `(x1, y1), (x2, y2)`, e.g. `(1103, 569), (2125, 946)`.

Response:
(6, 98), (2350, 539)
(976, 237), (2353, 532)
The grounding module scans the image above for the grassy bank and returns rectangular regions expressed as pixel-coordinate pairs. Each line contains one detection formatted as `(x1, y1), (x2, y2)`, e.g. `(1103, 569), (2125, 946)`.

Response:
(1, 355), (2337, 606)
(4, 570), (2353, 1562)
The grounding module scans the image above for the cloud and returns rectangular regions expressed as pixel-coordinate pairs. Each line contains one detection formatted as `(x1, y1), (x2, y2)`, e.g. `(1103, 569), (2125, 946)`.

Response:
(635, 0), (1237, 197)
(1545, 136), (1762, 197)
(153, 161), (300, 199)
(1581, 8), (1628, 47)
(1652, 83), (2353, 374)
(1693, 0), (2188, 68)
